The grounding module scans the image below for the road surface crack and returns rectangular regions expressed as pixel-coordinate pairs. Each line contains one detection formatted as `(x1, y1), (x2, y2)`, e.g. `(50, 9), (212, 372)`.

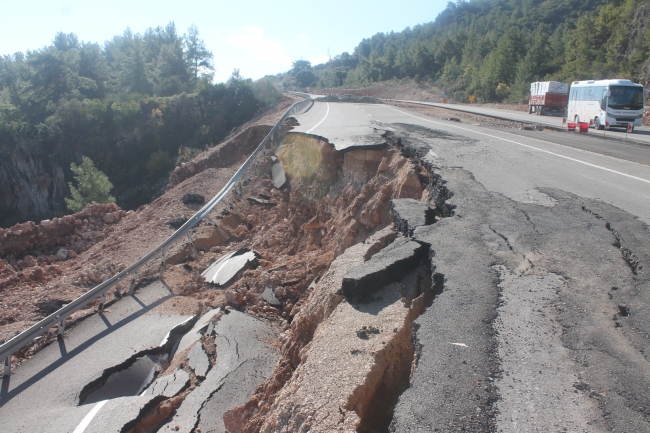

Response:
(520, 209), (540, 234)
(489, 226), (515, 254)
(582, 206), (642, 275)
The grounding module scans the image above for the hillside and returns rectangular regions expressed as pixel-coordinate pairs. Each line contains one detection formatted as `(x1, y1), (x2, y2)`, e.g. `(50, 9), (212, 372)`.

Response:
(288, 0), (650, 103)
(0, 24), (281, 228)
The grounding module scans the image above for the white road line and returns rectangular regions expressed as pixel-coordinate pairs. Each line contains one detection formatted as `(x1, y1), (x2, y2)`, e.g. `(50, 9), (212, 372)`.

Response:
(368, 114), (372, 117)
(73, 400), (108, 433)
(380, 105), (650, 185)
(306, 103), (330, 134)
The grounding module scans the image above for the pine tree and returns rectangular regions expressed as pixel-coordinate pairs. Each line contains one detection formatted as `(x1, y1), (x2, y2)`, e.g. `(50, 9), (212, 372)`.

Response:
(184, 24), (214, 85)
(65, 157), (115, 212)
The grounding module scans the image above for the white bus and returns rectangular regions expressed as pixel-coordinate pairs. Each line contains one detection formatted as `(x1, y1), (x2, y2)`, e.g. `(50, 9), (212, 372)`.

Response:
(567, 79), (644, 131)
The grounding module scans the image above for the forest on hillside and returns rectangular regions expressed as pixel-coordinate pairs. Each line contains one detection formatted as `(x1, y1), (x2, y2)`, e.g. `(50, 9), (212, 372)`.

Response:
(0, 23), (280, 227)
(302, 0), (650, 102)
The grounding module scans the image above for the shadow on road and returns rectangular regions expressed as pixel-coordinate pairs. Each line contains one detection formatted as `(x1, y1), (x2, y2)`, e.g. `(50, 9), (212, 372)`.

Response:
(0, 293), (173, 407)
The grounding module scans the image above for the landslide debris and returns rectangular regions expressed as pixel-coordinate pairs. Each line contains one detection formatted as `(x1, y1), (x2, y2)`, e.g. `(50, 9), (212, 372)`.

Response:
(0, 95), (300, 349)
(1, 95), (450, 433)
(222, 134), (451, 432)
(316, 94), (383, 104)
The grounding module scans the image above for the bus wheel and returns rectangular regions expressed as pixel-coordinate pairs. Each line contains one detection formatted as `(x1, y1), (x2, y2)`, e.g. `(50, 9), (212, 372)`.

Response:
(594, 117), (604, 130)
(528, 105), (532, 114)
(539, 106), (544, 115)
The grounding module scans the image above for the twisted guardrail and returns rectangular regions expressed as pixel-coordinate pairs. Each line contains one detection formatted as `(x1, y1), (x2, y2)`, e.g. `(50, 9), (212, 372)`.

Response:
(1, 94), (313, 376)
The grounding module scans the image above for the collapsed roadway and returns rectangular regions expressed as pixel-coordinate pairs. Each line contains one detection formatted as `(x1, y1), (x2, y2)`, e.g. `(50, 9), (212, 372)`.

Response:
(1, 95), (650, 433)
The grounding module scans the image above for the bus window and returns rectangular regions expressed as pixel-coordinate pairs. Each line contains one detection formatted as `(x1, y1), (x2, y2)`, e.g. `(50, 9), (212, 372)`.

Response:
(609, 86), (644, 110)
(601, 87), (608, 109)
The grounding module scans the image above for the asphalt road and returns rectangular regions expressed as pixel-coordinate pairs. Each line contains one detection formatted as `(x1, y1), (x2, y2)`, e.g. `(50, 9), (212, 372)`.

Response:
(293, 101), (650, 432)
(296, 101), (650, 224)
(389, 99), (650, 145)
(0, 282), (192, 433)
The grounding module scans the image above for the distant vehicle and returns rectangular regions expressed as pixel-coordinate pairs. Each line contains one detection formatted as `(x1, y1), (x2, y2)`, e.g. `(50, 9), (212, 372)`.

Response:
(529, 81), (569, 116)
(568, 79), (644, 130)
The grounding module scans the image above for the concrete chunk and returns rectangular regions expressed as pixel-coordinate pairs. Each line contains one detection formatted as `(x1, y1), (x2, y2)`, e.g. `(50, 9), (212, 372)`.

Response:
(262, 286), (282, 306)
(271, 162), (286, 189)
(247, 197), (277, 206)
(188, 343), (210, 377)
(391, 198), (435, 237)
(341, 238), (427, 302)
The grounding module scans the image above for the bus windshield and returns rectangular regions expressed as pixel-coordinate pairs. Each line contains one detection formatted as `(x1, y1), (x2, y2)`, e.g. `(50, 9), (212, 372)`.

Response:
(608, 86), (644, 110)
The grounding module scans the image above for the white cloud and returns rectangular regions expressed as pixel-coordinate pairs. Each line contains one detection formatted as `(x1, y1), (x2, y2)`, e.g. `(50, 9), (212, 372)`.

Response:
(227, 26), (292, 68)
(308, 54), (330, 66)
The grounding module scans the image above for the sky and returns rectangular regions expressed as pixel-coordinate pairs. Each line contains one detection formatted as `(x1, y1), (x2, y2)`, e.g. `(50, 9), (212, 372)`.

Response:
(0, 0), (448, 83)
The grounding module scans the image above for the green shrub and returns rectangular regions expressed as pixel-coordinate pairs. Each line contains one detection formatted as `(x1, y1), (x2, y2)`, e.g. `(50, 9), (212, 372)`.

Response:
(65, 157), (115, 211)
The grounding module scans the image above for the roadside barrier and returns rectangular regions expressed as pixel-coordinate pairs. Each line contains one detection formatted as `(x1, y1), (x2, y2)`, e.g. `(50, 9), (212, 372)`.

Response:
(0, 93), (313, 376)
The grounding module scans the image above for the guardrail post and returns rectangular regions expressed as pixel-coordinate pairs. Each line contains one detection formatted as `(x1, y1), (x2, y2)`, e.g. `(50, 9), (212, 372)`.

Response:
(186, 233), (198, 259)
(159, 248), (166, 279)
(128, 271), (138, 296)
(98, 291), (107, 312)
(3, 355), (10, 376)
(58, 317), (66, 336)
(206, 216), (218, 227)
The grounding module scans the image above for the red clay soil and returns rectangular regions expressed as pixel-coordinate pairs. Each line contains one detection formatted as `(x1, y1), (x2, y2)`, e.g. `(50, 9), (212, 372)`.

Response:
(0, 92), (432, 383)
(0, 95), (299, 349)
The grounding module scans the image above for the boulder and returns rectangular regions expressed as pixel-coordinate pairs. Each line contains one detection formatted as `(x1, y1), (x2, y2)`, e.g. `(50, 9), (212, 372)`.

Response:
(56, 248), (69, 261)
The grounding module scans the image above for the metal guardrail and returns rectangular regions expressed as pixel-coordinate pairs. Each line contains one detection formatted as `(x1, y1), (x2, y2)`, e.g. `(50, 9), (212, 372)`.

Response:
(1, 94), (313, 376)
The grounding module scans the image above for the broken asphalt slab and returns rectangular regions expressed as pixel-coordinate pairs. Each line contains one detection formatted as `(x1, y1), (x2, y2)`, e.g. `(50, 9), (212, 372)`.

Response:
(390, 198), (436, 237)
(341, 237), (427, 302)
(201, 249), (258, 286)
(160, 309), (278, 433)
(143, 369), (190, 399)
(246, 197), (277, 206)
(173, 308), (221, 356)
(0, 281), (192, 433)
(187, 342), (209, 378)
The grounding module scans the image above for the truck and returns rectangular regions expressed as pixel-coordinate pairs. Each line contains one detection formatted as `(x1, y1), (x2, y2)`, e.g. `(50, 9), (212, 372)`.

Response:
(529, 81), (569, 116)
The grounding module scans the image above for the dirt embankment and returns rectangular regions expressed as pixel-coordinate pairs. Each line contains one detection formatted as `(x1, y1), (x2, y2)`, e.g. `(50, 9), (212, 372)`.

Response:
(317, 79), (531, 114)
(317, 79), (442, 102)
(0, 86), (455, 432)
(0, 95), (301, 346)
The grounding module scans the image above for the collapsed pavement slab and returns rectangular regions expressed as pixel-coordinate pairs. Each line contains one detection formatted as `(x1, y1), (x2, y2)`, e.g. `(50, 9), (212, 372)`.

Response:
(390, 198), (436, 237)
(0, 281), (192, 433)
(341, 237), (427, 302)
(187, 342), (210, 378)
(143, 368), (190, 398)
(173, 308), (221, 356)
(160, 310), (278, 433)
(83, 395), (161, 433)
(246, 197), (277, 206)
(201, 249), (257, 286)
(255, 272), (431, 432)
